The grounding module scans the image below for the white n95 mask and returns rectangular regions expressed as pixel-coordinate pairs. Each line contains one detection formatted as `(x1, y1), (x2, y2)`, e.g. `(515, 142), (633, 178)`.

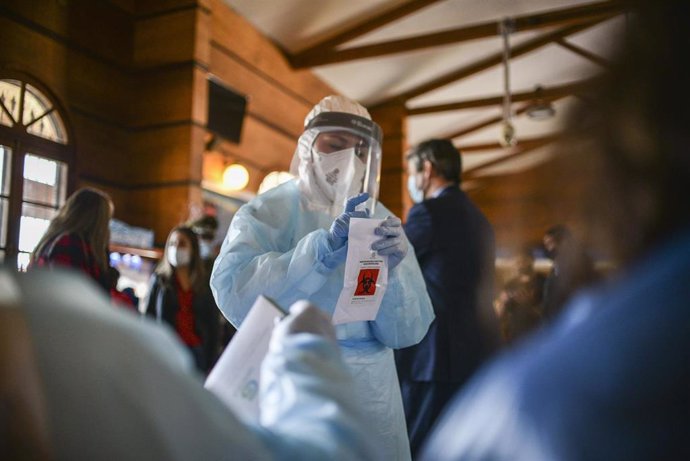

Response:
(312, 147), (365, 205)
(167, 247), (191, 267)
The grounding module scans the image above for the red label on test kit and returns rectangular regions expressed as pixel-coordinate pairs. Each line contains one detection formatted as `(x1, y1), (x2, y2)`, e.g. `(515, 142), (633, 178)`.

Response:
(354, 268), (379, 296)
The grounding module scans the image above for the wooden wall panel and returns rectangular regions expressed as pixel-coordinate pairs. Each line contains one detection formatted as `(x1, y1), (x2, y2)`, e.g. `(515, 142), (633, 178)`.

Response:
(0, 17), (130, 123)
(209, 45), (310, 138)
(0, 0), (133, 67)
(127, 185), (202, 245)
(2, 0), (344, 246)
(209, 0), (334, 106)
(215, 116), (296, 172)
(70, 113), (129, 185)
(466, 158), (592, 255)
(76, 178), (128, 223)
(133, 9), (198, 67)
(370, 102), (407, 218)
(133, 1), (202, 17)
(129, 125), (197, 184)
(132, 66), (195, 127)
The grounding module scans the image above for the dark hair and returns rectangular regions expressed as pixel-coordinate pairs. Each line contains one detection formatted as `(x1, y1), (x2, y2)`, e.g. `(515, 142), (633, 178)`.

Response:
(188, 215), (219, 240)
(407, 139), (462, 184)
(155, 225), (207, 293)
(544, 225), (572, 244)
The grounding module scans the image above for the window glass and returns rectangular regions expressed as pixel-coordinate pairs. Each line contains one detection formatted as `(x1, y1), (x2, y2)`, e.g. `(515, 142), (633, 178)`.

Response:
(0, 80), (68, 144)
(17, 251), (31, 272)
(19, 202), (56, 254)
(25, 84), (66, 143)
(1, 145), (10, 196)
(0, 198), (7, 248)
(23, 154), (67, 206)
(0, 79), (21, 127)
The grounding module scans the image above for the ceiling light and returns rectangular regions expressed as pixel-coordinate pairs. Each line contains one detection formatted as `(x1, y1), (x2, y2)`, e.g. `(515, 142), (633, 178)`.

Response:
(526, 85), (556, 120)
(499, 18), (517, 147)
(223, 163), (249, 190)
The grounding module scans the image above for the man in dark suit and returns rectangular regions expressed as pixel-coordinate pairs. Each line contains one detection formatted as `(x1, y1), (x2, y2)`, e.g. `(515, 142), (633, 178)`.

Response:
(395, 139), (499, 457)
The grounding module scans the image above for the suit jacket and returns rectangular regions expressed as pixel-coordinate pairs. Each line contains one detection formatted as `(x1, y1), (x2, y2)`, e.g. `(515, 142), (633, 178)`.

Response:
(396, 187), (498, 382)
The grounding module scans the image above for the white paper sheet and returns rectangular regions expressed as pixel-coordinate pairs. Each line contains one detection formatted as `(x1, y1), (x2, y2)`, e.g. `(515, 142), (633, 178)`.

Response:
(204, 295), (286, 422)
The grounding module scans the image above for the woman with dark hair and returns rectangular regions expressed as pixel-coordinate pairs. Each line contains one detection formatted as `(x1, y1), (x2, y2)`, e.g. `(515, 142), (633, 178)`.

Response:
(145, 225), (219, 374)
(30, 187), (113, 292)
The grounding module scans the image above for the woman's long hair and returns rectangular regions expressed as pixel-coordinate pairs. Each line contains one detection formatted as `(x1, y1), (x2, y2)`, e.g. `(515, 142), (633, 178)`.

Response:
(155, 225), (207, 293)
(32, 187), (113, 271)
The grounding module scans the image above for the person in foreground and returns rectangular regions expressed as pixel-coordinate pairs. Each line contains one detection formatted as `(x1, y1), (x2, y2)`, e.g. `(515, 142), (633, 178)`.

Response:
(211, 95), (433, 460)
(1, 267), (379, 460)
(420, 2), (690, 459)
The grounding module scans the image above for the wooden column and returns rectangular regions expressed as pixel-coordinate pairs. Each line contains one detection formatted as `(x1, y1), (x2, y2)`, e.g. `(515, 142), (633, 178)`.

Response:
(127, 3), (209, 244)
(370, 101), (407, 219)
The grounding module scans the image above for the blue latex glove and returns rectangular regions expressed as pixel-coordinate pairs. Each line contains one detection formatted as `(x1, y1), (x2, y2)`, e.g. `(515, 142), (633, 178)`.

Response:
(327, 193), (370, 250)
(323, 193), (370, 270)
(372, 216), (408, 269)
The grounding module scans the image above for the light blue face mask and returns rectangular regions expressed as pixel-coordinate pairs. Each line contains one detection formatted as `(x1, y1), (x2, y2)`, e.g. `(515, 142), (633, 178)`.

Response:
(407, 175), (424, 203)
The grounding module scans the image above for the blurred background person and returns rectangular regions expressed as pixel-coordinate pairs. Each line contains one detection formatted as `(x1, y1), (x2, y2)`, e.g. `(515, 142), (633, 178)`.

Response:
(29, 187), (113, 293)
(188, 214), (237, 358)
(395, 139), (498, 457)
(188, 214), (220, 274)
(145, 225), (219, 374)
(108, 266), (138, 311)
(211, 95), (433, 461)
(541, 224), (598, 321)
(495, 246), (545, 345)
(421, 1), (690, 459)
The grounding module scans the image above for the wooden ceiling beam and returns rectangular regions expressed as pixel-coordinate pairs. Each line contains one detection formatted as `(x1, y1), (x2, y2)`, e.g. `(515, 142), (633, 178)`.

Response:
(440, 104), (532, 140)
(458, 133), (562, 153)
(374, 18), (607, 107)
(462, 135), (561, 178)
(407, 79), (593, 115)
(556, 38), (611, 67)
(290, 0), (623, 68)
(289, 0), (442, 68)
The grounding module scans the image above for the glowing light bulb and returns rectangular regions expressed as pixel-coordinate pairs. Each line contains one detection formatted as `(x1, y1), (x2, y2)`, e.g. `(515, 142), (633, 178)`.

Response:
(500, 121), (517, 147)
(223, 163), (249, 190)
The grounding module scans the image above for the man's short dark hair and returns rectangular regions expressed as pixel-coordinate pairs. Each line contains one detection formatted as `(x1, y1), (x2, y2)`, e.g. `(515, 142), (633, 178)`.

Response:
(407, 139), (462, 184)
(544, 224), (571, 244)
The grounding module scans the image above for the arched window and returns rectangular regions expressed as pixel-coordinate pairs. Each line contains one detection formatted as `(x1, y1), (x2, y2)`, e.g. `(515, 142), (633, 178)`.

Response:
(0, 75), (73, 270)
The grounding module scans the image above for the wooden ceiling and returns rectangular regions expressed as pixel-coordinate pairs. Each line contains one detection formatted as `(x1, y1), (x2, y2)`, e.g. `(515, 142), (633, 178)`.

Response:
(222, 0), (627, 253)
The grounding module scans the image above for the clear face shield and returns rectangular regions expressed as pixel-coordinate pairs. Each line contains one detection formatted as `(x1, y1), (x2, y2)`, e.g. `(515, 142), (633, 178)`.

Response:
(304, 112), (383, 214)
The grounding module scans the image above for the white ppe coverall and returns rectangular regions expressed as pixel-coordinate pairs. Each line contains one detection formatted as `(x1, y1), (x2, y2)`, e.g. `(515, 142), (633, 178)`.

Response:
(211, 179), (434, 460)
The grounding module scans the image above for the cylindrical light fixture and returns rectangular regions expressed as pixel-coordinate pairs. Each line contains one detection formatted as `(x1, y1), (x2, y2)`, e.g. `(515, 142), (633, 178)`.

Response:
(222, 163), (249, 191)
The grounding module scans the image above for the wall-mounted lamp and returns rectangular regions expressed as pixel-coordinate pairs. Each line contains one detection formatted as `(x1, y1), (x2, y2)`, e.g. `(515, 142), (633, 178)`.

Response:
(526, 85), (556, 120)
(223, 163), (249, 191)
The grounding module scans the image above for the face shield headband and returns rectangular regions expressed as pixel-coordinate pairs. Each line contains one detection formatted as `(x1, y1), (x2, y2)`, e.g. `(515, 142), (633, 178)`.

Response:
(304, 112), (383, 213)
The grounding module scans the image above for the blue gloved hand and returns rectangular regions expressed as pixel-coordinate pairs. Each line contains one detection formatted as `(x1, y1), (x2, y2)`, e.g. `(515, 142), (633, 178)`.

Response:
(372, 216), (408, 269)
(327, 192), (370, 251)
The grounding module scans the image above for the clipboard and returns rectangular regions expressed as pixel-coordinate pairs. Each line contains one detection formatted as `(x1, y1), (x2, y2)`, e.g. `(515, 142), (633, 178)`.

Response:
(204, 295), (287, 422)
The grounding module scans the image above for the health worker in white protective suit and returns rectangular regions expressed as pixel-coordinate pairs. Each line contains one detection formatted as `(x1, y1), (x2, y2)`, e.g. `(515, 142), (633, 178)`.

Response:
(211, 95), (434, 460)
